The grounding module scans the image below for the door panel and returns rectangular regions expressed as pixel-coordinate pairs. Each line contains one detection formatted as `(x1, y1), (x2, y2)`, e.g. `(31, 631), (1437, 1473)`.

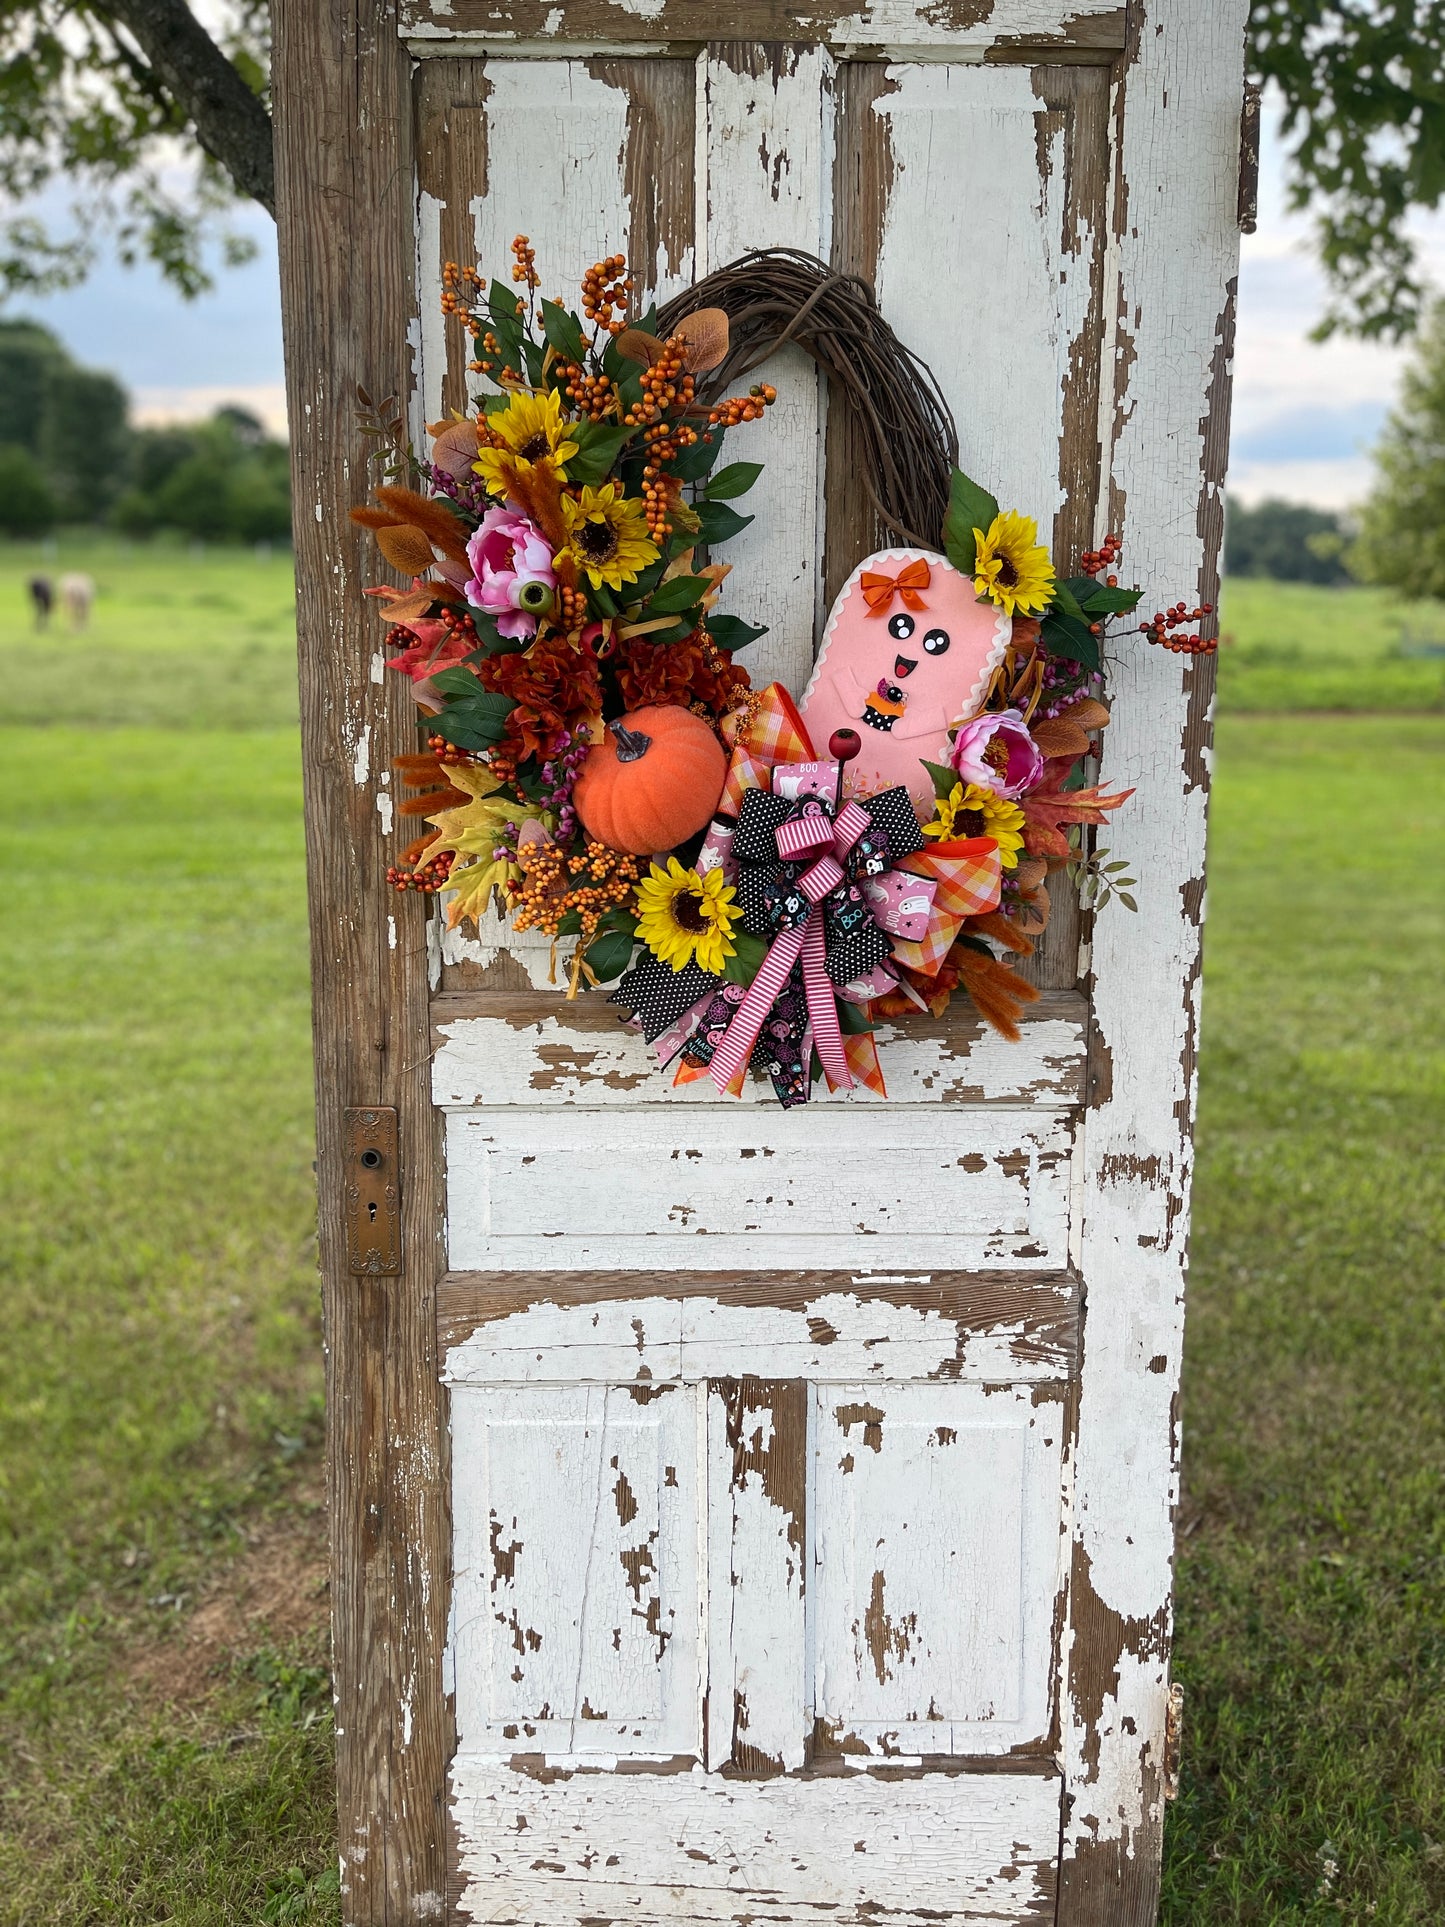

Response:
(451, 1383), (702, 1757)
(448, 1765), (1061, 1925)
(813, 1382), (1065, 1755)
(444, 1106), (1073, 1271)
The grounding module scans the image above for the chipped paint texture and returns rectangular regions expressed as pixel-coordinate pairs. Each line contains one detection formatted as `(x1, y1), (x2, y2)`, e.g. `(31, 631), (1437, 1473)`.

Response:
(444, 1285), (1076, 1386)
(814, 1383), (1065, 1755)
(869, 63), (1097, 531)
(431, 1002), (1086, 1107)
(444, 1108), (1072, 1271)
(449, 1767), (1059, 1922)
(1056, 0), (1249, 1901)
(704, 43), (832, 692)
(465, 60), (693, 302)
(401, 0), (1127, 54)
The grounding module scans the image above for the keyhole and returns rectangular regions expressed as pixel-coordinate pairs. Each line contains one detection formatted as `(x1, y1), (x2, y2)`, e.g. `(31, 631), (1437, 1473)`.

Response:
(368, 1201), (378, 1222)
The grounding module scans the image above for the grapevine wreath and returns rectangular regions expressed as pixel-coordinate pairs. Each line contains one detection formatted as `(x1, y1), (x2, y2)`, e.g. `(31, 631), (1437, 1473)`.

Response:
(354, 241), (1213, 1108)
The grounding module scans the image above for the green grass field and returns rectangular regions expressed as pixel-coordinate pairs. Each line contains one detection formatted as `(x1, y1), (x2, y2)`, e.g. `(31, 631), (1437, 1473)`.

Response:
(0, 540), (1442, 1922)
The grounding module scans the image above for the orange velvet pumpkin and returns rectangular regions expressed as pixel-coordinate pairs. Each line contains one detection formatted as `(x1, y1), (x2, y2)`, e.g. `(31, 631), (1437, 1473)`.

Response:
(574, 704), (727, 856)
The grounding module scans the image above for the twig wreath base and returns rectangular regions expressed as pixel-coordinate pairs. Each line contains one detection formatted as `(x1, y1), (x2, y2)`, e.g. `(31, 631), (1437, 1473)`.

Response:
(355, 236), (1212, 1107)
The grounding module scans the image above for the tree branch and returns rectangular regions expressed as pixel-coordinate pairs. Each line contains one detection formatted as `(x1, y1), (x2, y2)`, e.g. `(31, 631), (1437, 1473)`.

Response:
(101, 0), (274, 216)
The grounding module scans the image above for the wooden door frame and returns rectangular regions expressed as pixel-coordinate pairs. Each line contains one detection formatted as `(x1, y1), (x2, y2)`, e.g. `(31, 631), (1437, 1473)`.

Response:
(271, 3), (1247, 1920)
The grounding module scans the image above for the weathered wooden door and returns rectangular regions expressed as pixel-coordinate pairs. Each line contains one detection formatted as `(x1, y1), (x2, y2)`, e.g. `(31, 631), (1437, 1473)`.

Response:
(274, 3), (1247, 1921)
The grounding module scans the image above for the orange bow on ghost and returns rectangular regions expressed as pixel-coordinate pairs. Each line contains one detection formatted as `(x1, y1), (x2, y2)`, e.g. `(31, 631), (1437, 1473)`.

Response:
(860, 557), (931, 617)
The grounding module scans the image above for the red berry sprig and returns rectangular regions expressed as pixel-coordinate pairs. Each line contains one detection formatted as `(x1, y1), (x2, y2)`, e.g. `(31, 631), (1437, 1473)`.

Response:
(1141, 601), (1217, 655)
(387, 849), (455, 894)
(1080, 533), (1124, 580)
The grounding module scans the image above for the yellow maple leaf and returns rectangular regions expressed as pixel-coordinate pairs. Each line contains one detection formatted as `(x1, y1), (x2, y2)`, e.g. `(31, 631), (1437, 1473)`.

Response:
(443, 854), (518, 929)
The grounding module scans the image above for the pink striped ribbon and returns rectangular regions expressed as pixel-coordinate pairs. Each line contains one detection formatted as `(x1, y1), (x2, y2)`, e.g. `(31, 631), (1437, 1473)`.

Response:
(708, 800), (874, 1097)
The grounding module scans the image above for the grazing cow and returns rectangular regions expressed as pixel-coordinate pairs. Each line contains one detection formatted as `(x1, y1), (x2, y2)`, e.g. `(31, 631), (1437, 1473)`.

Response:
(59, 572), (95, 630)
(27, 576), (53, 630)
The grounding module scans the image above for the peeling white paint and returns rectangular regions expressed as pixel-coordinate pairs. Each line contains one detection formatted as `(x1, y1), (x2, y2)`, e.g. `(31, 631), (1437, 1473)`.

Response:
(376, 792), (394, 835)
(432, 1007), (1084, 1109)
(444, 1109), (1071, 1272)
(445, 1287), (1076, 1388)
(352, 724), (371, 787)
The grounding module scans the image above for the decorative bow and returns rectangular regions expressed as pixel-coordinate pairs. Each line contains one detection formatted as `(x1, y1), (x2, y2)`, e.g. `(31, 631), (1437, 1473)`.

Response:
(609, 684), (1006, 1107)
(860, 557), (931, 617)
(705, 790), (911, 1103)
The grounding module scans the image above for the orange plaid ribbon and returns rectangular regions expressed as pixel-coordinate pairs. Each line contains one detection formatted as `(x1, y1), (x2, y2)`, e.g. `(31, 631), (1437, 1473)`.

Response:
(888, 837), (1002, 977)
(860, 557), (931, 617)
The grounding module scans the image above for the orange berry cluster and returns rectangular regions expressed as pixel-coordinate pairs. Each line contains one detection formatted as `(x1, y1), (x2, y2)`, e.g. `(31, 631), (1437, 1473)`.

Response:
(623, 334), (695, 428)
(1080, 532), (1124, 579)
(556, 583), (589, 632)
(510, 234), (540, 292)
(511, 841), (640, 939)
(440, 258), (482, 316)
(559, 359), (615, 420)
(387, 848), (455, 895)
(1141, 600), (1217, 655)
(707, 382), (777, 428)
(582, 253), (632, 335)
(471, 327), (520, 382)
(641, 468), (682, 543)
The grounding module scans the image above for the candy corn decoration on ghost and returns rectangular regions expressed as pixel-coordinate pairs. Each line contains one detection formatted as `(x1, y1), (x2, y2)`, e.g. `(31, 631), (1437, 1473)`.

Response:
(798, 549), (1011, 815)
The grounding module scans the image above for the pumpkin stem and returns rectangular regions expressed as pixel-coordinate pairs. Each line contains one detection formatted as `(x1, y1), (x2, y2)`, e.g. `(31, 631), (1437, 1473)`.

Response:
(610, 721), (652, 763)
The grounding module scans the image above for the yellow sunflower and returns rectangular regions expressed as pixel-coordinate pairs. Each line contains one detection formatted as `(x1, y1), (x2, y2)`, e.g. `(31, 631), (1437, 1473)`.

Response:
(635, 857), (740, 973)
(562, 482), (660, 591)
(922, 782), (1025, 869)
(972, 510), (1056, 617)
(473, 389), (580, 497)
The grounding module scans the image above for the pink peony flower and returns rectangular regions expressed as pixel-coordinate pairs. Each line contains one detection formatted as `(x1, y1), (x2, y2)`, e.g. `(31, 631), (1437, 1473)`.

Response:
(465, 507), (557, 639)
(950, 707), (1045, 799)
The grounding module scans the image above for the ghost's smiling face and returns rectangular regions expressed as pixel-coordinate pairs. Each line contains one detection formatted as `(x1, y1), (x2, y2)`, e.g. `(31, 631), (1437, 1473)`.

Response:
(798, 548), (1011, 814)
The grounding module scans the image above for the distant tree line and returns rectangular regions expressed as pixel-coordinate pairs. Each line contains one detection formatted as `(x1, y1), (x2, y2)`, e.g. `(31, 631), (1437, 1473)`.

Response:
(0, 319), (290, 542)
(1224, 498), (1351, 585)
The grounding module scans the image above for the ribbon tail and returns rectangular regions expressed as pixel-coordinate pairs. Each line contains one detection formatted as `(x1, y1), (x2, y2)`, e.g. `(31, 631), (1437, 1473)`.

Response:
(802, 912), (852, 1091)
(709, 925), (807, 1095)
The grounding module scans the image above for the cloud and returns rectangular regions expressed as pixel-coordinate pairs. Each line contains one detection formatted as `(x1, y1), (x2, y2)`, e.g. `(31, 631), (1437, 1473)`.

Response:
(1230, 399), (1387, 466)
(132, 383), (290, 438)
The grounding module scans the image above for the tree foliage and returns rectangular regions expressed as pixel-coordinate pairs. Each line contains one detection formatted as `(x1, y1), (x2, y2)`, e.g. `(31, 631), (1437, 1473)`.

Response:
(1350, 300), (1445, 598)
(0, 3), (1442, 339)
(1224, 495), (1352, 583)
(0, 0), (272, 302)
(0, 318), (290, 537)
(1249, 2), (1445, 340)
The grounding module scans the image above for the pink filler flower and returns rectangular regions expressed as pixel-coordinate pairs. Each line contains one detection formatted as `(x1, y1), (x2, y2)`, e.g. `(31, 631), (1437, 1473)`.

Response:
(950, 707), (1044, 799)
(465, 507), (557, 639)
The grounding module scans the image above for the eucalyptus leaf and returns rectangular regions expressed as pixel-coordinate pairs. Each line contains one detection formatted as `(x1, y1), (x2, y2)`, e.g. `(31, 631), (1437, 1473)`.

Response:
(835, 997), (874, 1036)
(1081, 583), (1144, 615)
(567, 420), (633, 485)
(667, 430), (724, 482)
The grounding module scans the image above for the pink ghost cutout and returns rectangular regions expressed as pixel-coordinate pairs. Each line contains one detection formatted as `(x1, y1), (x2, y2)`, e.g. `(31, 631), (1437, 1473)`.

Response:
(798, 548), (1011, 816)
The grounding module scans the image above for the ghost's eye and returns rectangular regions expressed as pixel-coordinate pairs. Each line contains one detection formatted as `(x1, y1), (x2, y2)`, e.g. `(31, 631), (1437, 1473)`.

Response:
(923, 628), (951, 656)
(887, 613), (915, 640)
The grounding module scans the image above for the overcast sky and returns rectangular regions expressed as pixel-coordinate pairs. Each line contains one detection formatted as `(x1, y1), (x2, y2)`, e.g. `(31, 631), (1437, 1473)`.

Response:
(8, 99), (1445, 512)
